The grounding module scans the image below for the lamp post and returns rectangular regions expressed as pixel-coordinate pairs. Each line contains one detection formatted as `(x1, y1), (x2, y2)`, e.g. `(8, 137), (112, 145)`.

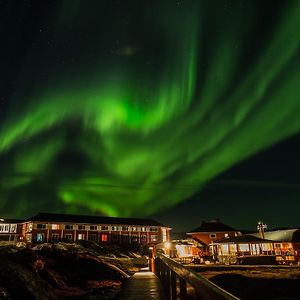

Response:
(257, 221), (267, 239)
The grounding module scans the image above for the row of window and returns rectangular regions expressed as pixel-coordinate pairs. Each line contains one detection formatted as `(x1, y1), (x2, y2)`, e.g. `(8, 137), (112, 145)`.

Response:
(35, 223), (160, 232)
(210, 233), (229, 239)
(0, 224), (17, 233)
(35, 232), (158, 243)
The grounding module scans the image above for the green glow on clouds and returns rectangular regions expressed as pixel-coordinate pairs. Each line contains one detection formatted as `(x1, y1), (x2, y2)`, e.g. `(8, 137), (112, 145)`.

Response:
(1, 1), (300, 217)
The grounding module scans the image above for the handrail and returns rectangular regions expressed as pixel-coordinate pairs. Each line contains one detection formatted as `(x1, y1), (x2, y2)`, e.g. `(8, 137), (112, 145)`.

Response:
(155, 253), (240, 300)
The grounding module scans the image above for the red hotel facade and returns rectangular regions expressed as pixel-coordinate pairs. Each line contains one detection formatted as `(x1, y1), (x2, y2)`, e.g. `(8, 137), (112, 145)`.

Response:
(14, 212), (171, 246)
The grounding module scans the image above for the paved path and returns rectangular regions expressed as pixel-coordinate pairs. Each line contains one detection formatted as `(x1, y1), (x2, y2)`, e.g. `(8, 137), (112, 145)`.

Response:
(116, 267), (165, 300)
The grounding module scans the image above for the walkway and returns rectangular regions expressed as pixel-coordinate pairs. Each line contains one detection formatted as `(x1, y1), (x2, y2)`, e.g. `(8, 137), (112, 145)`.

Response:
(116, 267), (165, 300)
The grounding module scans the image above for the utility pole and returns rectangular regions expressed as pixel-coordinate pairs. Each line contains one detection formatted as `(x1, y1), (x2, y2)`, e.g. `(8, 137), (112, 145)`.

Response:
(257, 221), (267, 239)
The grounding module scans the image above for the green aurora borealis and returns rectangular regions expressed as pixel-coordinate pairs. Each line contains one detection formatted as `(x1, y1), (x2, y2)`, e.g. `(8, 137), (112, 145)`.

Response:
(1, 0), (300, 219)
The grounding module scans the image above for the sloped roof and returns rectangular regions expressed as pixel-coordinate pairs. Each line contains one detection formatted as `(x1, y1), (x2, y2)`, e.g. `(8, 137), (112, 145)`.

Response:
(0, 218), (24, 223)
(188, 219), (237, 233)
(251, 229), (300, 243)
(27, 212), (169, 227)
(215, 234), (275, 244)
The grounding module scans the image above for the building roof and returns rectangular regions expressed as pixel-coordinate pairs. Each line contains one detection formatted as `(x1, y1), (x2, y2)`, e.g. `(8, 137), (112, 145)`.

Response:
(27, 212), (169, 227)
(0, 218), (24, 223)
(215, 234), (275, 244)
(251, 229), (300, 243)
(187, 219), (237, 233)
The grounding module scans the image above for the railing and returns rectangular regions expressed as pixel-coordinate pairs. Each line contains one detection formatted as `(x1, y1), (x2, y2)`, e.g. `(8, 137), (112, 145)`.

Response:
(154, 254), (240, 300)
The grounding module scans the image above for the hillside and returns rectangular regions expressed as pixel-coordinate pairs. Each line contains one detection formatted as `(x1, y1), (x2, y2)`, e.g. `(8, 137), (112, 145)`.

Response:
(0, 242), (148, 300)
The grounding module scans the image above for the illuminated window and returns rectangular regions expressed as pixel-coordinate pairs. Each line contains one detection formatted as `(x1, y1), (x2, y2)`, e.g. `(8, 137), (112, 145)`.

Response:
(101, 234), (108, 242)
(162, 228), (167, 242)
(28, 223), (33, 232)
(221, 244), (229, 254)
(239, 244), (250, 252)
(51, 224), (59, 230)
(132, 227), (137, 231)
(150, 235), (158, 242)
(36, 233), (44, 242)
(10, 224), (17, 233)
(224, 233), (229, 238)
(141, 227), (146, 232)
(26, 234), (32, 242)
(78, 233), (85, 240)
(111, 226), (118, 231)
(261, 243), (273, 251)
(229, 244), (237, 253)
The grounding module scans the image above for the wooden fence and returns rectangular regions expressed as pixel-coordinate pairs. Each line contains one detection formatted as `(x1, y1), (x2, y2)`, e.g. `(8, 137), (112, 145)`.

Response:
(154, 254), (240, 300)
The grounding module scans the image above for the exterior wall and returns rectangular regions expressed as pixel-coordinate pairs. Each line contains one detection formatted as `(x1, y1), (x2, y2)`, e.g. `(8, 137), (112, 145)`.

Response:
(188, 231), (240, 246)
(22, 221), (170, 245)
(0, 223), (22, 242)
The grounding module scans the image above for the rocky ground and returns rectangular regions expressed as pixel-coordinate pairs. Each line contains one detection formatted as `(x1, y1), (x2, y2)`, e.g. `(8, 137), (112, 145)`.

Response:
(191, 265), (300, 300)
(0, 242), (148, 300)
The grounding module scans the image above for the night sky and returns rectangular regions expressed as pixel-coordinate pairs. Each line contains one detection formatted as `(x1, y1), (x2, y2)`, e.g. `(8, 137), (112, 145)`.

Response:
(1, 0), (300, 232)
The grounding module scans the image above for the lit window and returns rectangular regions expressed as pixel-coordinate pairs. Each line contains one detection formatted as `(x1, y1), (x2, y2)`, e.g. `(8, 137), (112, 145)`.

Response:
(36, 233), (44, 242)
(150, 235), (158, 242)
(78, 233), (85, 240)
(101, 234), (108, 242)
(221, 244), (229, 254)
(239, 244), (250, 252)
(132, 227), (137, 231)
(162, 228), (167, 242)
(51, 224), (59, 230)
(225, 233), (229, 238)
(141, 227), (146, 232)
(261, 243), (272, 251)
(10, 224), (17, 233)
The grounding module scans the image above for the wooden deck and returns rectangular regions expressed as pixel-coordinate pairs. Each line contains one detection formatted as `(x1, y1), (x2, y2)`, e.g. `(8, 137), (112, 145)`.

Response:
(116, 267), (165, 300)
